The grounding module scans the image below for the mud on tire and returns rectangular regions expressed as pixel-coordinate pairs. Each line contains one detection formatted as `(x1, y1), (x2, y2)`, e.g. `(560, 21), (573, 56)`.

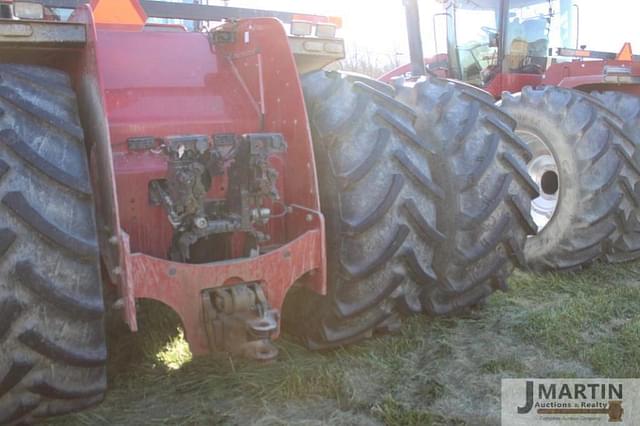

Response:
(0, 65), (105, 424)
(283, 71), (537, 349)
(500, 86), (640, 271)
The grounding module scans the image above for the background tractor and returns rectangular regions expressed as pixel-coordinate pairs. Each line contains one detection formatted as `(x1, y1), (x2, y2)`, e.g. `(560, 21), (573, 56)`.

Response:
(382, 0), (640, 271)
(0, 0), (539, 422)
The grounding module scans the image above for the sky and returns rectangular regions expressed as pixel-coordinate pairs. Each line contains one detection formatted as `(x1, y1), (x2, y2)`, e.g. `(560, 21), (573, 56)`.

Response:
(202, 0), (640, 66)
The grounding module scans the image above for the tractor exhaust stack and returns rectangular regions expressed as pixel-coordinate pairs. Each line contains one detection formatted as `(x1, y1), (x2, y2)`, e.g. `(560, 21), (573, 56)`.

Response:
(403, 0), (426, 77)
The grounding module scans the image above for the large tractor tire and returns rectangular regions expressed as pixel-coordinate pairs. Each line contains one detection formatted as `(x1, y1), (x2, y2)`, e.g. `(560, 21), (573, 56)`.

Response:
(590, 91), (640, 262)
(284, 71), (537, 349)
(0, 65), (106, 424)
(499, 86), (639, 271)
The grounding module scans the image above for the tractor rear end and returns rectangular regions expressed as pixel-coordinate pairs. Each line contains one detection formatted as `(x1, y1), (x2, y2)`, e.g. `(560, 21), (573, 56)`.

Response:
(0, 0), (541, 423)
(91, 9), (329, 358)
(0, 2), (331, 421)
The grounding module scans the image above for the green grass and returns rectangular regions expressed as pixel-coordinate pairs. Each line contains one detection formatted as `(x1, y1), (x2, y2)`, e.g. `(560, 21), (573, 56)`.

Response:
(47, 261), (640, 425)
(588, 317), (640, 377)
(480, 357), (527, 374)
(507, 262), (640, 376)
(371, 397), (464, 426)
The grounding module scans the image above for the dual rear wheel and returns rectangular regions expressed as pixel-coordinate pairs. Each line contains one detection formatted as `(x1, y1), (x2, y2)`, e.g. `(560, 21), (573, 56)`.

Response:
(288, 78), (640, 348)
(500, 87), (640, 271)
(285, 71), (539, 348)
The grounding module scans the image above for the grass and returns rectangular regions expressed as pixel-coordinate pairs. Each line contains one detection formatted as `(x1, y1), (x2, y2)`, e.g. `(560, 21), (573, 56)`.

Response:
(371, 397), (464, 426)
(480, 357), (527, 374)
(46, 260), (640, 425)
(508, 262), (640, 375)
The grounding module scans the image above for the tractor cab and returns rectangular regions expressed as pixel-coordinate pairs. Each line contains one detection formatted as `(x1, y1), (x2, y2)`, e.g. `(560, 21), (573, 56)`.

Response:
(446, 0), (575, 90)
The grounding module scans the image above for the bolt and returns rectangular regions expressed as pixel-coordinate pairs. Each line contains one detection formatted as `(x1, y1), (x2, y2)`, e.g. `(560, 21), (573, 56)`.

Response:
(112, 266), (122, 276)
(108, 235), (119, 245)
(259, 208), (271, 219)
(112, 298), (124, 310)
(305, 214), (313, 222)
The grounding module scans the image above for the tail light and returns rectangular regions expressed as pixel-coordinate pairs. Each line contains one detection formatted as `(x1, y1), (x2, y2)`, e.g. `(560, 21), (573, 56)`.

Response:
(13, 1), (44, 19)
(290, 20), (313, 36)
(315, 23), (336, 38)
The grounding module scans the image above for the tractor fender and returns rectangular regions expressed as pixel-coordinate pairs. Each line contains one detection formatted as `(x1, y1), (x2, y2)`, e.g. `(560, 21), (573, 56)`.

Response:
(543, 60), (640, 96)
(378, 53), (449, 83)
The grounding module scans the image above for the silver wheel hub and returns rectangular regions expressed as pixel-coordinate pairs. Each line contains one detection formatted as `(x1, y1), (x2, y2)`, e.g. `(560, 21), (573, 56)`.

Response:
(519, 130), (559, 231)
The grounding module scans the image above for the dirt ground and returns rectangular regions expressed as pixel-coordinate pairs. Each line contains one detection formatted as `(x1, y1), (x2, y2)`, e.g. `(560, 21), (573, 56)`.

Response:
(46, 261), (640, 426)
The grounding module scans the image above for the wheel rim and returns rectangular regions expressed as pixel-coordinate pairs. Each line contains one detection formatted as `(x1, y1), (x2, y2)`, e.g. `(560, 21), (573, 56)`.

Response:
(518, 130), (559, 231)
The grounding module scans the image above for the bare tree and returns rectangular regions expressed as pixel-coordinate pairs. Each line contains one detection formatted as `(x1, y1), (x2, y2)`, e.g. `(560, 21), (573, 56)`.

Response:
(338, 43), (403, 77)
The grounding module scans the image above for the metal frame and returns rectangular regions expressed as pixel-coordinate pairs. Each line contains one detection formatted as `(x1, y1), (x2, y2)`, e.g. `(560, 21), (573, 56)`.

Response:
(121, 217), (324, 356)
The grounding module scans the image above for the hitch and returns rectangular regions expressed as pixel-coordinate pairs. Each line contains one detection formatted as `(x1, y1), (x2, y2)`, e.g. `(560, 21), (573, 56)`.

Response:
(202, 283), (279, 361)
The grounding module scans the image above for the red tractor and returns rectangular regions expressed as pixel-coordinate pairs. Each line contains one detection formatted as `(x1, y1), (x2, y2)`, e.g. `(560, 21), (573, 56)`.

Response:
(383, 0), (640, 271)
(0, 0), (540, 422)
